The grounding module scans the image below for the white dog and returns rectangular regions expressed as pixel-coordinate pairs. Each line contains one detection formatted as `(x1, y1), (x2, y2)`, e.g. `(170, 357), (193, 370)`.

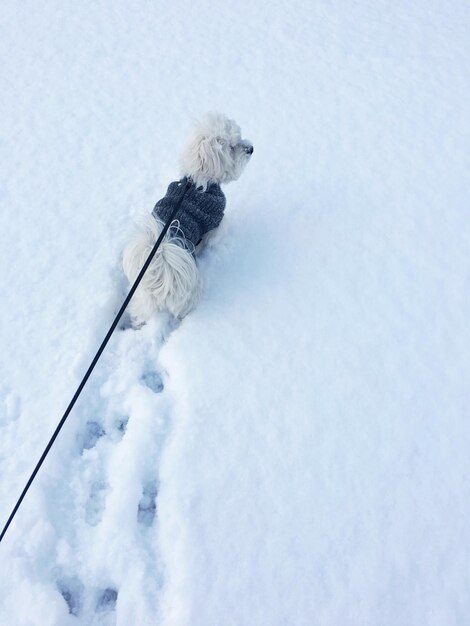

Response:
(122, 113), (253, 326)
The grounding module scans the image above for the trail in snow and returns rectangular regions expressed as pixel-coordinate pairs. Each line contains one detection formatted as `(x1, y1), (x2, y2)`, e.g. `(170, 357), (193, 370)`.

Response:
(35, 312), (179, 624)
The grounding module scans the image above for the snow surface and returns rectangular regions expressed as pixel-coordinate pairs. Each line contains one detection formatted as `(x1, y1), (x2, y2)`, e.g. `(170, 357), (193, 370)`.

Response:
(1, 1), (470, 624)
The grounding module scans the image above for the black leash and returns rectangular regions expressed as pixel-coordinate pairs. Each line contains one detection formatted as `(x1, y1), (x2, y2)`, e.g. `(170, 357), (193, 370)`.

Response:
(0, 178), (191, 543)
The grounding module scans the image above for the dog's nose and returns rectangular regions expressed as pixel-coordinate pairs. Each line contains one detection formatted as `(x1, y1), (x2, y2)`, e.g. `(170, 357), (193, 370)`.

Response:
(246, 145), (254, 155)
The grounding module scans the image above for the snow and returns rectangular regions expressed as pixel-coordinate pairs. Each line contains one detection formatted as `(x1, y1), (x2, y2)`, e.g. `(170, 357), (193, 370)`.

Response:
(1, 1), (469, 624)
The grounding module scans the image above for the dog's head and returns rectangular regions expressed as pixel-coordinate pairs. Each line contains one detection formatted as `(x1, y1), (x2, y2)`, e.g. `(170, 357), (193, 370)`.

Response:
(180, 113), (253, 190)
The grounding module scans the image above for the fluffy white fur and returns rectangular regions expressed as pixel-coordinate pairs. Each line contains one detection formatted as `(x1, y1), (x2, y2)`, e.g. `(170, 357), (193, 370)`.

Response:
(122, 215), (201, 322)
(122, 113), (252, 326)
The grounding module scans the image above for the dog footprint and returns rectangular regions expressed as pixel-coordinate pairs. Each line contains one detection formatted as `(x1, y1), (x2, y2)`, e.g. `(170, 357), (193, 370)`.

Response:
(96, 587), (118, 614)
(57, 576), (84, 616)
(77, 420), (105, 453)
(137, 480), (158, 527)
(118, 311), (133, 331)
(115, 415), (128, 433)
(85, 480), (108, 526)
(141, 370), (164, 393)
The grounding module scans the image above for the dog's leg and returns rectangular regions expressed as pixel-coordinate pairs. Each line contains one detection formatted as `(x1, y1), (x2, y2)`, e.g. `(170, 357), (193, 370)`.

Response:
(127, 286), (156, 328)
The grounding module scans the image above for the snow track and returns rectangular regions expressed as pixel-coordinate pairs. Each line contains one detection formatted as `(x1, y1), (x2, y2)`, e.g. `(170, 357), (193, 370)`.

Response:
(36, 315), (178, 625)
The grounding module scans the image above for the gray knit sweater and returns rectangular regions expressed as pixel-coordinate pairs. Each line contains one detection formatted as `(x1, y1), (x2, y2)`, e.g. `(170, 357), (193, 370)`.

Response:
(152, 177), (226, 248)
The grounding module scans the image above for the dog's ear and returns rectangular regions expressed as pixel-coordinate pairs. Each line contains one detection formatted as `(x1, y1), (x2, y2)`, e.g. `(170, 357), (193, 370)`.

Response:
(197, 135), (226, 182)
(181, 126), (230, 188)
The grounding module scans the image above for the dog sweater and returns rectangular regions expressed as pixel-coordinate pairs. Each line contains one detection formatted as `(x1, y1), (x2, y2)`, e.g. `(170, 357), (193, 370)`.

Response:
(152, 177), (226, 248)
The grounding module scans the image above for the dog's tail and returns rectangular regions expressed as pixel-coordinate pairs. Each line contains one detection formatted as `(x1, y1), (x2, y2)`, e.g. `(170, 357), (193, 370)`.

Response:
(122, 213), (201, 323)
